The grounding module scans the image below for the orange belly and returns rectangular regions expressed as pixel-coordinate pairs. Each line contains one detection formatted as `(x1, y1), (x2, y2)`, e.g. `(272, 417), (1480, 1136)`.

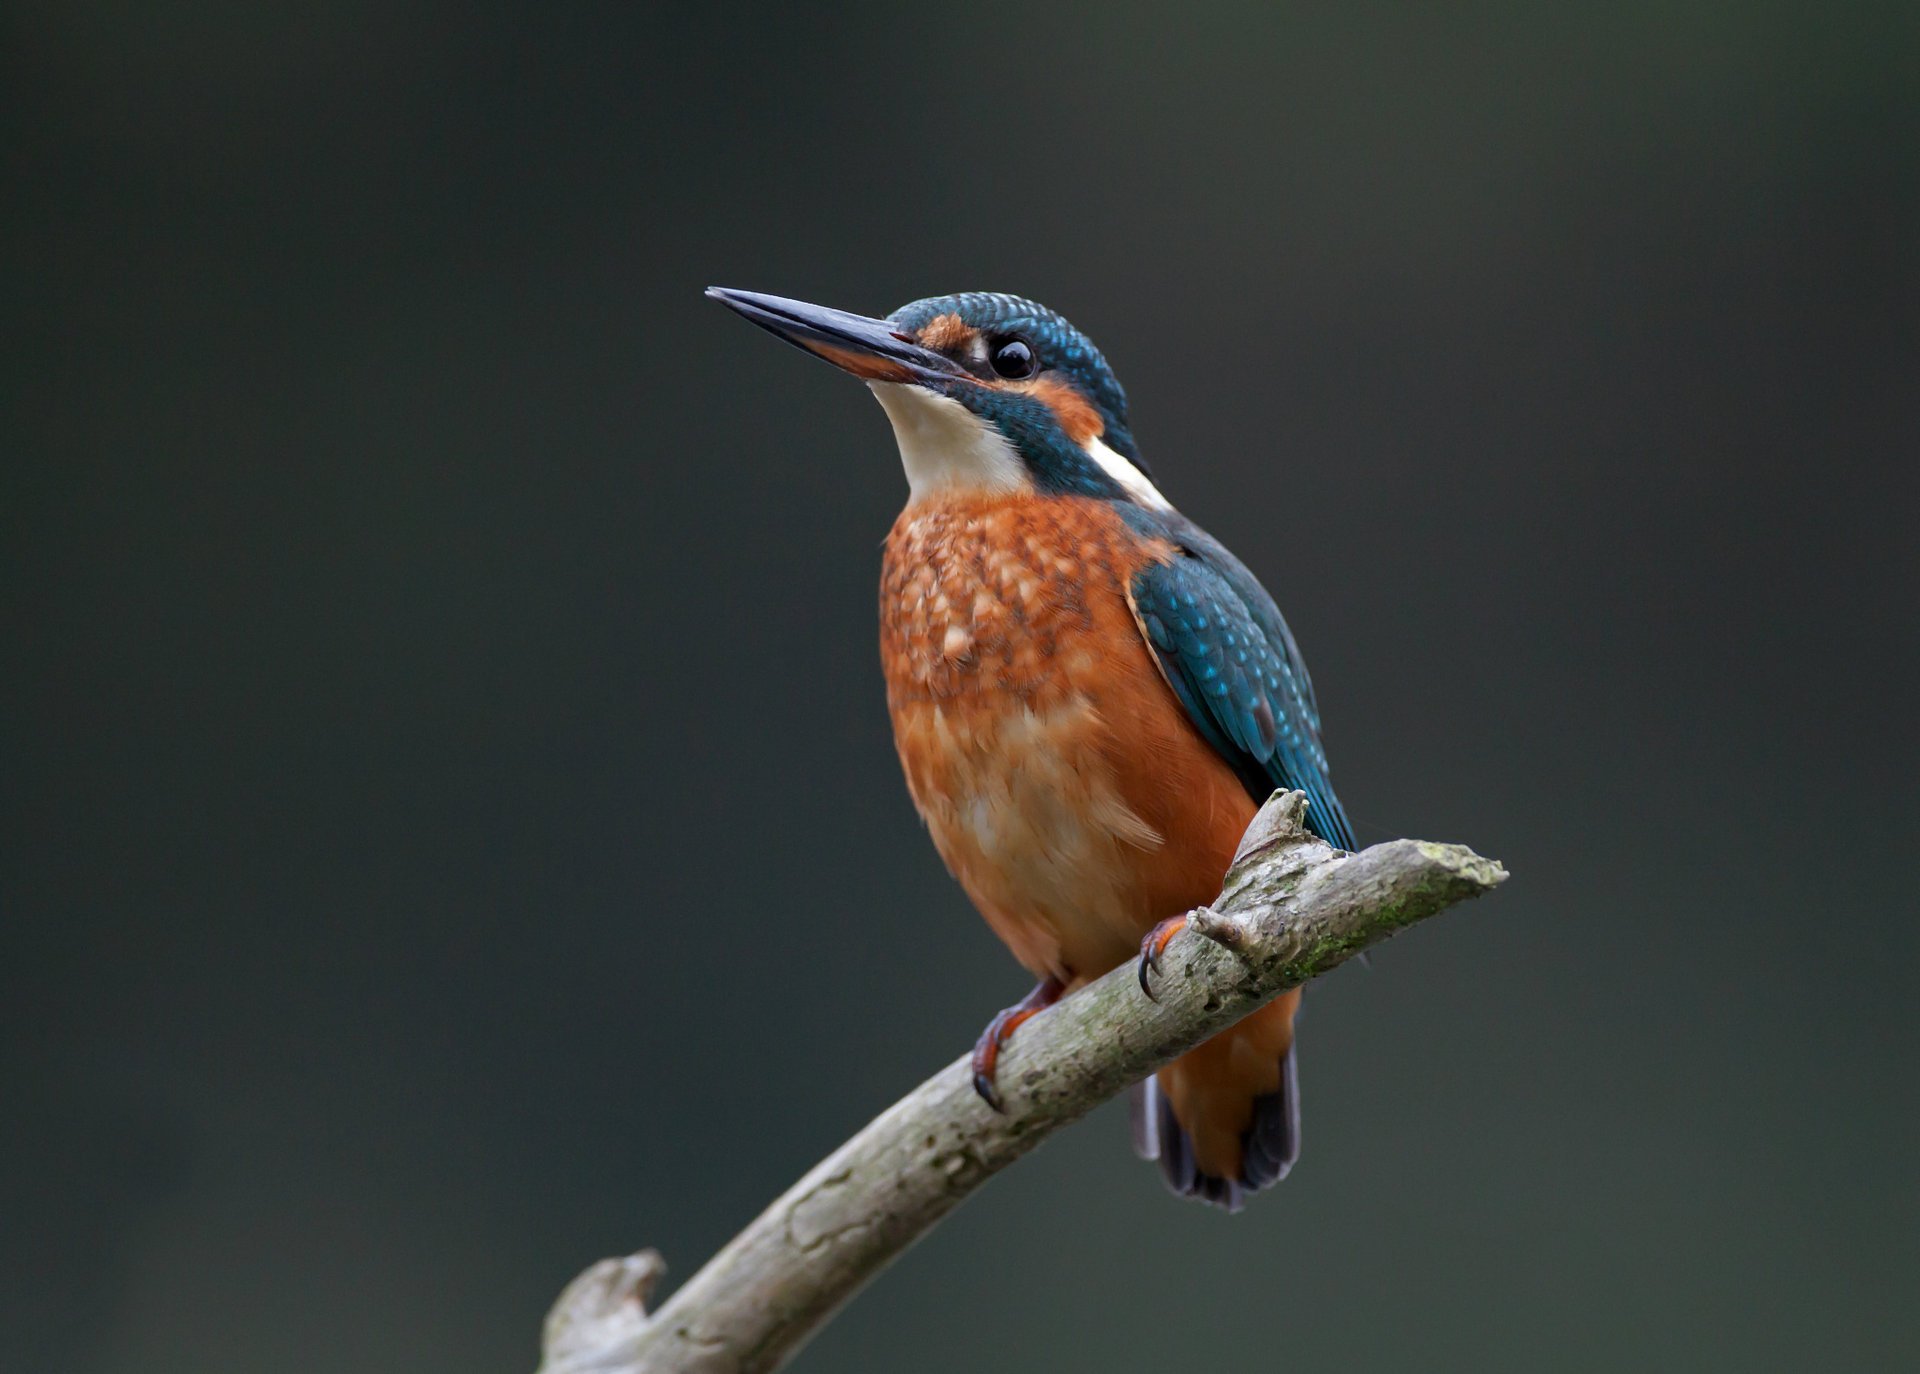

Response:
(879, 491), (1255, 984)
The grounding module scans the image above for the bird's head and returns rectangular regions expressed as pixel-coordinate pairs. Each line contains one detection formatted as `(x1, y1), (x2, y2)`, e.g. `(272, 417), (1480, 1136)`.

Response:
(706, 287), (1167, 509)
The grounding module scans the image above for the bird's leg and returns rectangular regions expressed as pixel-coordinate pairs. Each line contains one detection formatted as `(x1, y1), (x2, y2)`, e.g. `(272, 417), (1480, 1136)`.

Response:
(970, 976), (1066, 1113)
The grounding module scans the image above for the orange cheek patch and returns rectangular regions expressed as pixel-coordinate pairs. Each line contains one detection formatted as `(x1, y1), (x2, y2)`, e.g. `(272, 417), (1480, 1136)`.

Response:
(917, 313), (976, 353)
(1013, 376), (1106, 447)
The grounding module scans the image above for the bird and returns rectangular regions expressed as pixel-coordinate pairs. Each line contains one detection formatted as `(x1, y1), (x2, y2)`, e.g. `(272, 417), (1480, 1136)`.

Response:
(706, 286), (1356, 1210)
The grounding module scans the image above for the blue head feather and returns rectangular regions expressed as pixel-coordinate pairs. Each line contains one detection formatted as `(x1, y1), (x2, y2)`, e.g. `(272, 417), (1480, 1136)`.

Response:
(887, 293), (1152, 498)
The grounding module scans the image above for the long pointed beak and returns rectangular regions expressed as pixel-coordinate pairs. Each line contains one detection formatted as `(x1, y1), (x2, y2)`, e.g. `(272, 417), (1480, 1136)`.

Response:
(705, 287), (963, 384)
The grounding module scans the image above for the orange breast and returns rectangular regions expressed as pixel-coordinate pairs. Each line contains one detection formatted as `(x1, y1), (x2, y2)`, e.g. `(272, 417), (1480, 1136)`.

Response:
(879, 492), (1257, 985)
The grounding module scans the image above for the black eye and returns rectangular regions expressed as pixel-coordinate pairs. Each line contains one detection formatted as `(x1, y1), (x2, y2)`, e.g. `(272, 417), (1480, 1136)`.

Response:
(989, 337), (1037, 379)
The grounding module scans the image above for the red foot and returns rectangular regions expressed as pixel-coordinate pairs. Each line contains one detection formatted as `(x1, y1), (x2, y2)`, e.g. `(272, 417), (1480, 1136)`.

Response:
(970, 976), (1065, 1112)
(1137, 914), (1190, 1002)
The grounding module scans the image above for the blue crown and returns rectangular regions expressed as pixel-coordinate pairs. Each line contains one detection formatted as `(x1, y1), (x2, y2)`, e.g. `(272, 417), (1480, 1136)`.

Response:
(888, 293), (1139, 464)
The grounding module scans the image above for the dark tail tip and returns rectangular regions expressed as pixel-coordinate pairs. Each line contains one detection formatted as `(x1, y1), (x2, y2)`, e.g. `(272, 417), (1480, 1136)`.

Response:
(1130, 1045), (1300, 1211)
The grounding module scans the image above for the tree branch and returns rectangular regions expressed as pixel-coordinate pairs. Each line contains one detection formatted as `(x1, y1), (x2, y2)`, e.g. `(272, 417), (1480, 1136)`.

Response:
(536, 791), (1506, 1374)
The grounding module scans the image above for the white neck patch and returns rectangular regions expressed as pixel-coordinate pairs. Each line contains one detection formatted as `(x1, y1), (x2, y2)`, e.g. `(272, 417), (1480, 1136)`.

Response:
(869, 382), (1029, 502)
(1085, 433), (1171, 510)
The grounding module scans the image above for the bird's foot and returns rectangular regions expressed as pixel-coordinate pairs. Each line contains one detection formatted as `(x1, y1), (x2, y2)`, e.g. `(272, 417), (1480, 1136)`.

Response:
(1136, 914), (1191, 1002)
(970, 976), (1065, 1113)
(1138, 908), (1249, 999)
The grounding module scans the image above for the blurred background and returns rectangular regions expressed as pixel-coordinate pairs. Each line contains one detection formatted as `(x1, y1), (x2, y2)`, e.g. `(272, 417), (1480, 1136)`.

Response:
(5, 3), (1916, 1370)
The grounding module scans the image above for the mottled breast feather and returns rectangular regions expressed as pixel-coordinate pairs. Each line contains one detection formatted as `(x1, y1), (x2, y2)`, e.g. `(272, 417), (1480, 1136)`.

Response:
(879, 492), (1258, 985)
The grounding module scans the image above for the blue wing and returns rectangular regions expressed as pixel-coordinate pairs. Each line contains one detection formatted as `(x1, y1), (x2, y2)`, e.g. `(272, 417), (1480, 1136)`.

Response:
(1123, 509), (1356, 851)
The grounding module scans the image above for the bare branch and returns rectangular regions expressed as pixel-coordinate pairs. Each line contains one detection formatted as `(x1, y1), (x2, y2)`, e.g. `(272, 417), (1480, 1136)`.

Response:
(537, 791), (1506, 1374)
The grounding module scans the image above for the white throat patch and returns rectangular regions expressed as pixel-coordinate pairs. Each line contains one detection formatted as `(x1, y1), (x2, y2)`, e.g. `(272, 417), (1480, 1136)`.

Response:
(869, 382), (1028, 502)
(869, 380), (1171, 511)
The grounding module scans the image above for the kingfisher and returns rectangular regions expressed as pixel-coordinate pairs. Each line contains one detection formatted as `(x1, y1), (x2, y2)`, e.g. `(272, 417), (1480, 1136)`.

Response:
(707, 286), (1356, 1210)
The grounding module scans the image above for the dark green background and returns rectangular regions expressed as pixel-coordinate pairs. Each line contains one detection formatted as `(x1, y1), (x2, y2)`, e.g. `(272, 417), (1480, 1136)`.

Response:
(7, 4), (1915, 1370)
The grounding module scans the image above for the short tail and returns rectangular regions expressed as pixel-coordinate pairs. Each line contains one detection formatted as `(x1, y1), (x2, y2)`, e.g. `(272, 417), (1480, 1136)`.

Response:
(1129, 992), (1301, 1211)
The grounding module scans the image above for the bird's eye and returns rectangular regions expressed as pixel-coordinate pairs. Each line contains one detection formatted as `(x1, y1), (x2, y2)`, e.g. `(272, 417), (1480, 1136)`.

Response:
(989, 337), (1037, 379)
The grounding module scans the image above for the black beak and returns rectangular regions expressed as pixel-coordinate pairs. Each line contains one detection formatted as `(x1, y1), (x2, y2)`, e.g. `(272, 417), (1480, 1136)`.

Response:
(705, 287), (962, 384)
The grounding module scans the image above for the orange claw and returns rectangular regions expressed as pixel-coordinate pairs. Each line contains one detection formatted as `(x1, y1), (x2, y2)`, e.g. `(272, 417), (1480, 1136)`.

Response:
(1137, 914), (1190, 1002)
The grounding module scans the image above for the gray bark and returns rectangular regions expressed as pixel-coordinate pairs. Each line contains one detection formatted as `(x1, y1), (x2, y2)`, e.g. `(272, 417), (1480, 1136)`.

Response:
(537, 791), (1506, 1374)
